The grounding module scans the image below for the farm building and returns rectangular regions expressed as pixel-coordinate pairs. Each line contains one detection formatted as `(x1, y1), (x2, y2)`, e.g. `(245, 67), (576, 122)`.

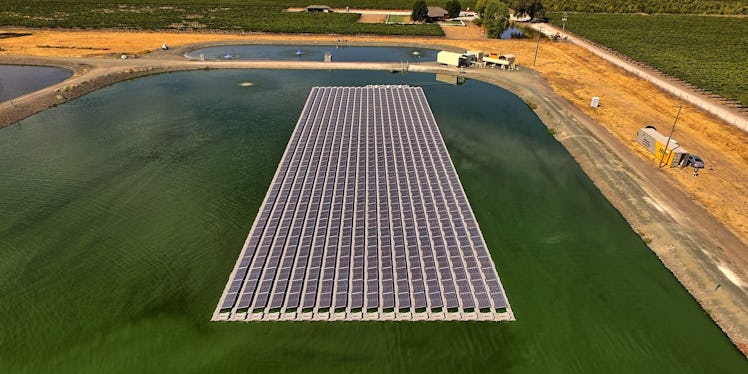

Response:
(636, 127), (689, 167)
(426, 7), (449, 22)
(306, 5), (333, 12)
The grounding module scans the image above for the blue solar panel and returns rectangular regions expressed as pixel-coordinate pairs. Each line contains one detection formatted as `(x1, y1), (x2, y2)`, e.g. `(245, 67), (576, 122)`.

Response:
(214, 86), (511, 321)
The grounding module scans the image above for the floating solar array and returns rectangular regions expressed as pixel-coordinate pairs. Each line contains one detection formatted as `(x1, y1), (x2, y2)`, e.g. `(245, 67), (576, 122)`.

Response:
(214, 85), (513, 321)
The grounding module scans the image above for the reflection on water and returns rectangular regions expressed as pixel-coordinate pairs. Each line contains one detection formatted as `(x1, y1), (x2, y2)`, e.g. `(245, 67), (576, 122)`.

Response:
(435, 73), (465, 85)
(186, 45), (438, 62)
(0, 65), (72, 102)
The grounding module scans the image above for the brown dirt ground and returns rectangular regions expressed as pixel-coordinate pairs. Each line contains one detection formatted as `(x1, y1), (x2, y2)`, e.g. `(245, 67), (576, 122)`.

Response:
(441, 23), (484, 39)
(1, 28), (746, 259)
(358, 14), (387, 23)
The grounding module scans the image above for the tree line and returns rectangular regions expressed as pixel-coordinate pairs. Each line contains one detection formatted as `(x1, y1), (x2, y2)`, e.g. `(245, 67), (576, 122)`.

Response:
(412, 0), (463, 21)
(413, 0), (545, 38)
(412, 0), (511, 37)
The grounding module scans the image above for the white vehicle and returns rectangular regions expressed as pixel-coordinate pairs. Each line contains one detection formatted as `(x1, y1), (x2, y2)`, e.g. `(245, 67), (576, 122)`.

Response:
(437, 51), (469, 67)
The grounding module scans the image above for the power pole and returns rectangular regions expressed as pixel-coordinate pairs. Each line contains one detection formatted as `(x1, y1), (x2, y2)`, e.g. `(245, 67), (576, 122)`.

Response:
(533, 26), (543, 66)
(561, 12), (568, 38)
(658, 103), (683, 168)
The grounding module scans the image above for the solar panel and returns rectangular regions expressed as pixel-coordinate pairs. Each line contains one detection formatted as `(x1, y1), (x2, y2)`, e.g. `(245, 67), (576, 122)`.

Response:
(213, 86), (512, 321)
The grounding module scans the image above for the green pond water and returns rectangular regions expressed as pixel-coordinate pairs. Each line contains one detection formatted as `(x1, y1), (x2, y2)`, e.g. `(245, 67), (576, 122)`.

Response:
(0, 69), (745, 373)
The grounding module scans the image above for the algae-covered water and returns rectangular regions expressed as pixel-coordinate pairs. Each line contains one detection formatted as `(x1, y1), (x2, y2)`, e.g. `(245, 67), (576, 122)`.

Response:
(1, 69), (745, 373)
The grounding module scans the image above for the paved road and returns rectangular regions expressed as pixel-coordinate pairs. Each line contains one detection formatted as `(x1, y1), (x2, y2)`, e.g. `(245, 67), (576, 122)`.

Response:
(527, 23), (748, 132)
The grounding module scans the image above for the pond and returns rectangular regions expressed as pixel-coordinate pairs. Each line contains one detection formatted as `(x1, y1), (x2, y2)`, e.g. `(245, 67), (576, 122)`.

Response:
(0, 69), (745, 372)
(0, 64), (72, 103)
(186, 45), (438, 62)
(501, 26), (526, 39)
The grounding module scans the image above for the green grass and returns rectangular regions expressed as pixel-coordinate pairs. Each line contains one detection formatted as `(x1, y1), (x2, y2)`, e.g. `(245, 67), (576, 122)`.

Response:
(1, 69), (746, 373)
(0, 0), (443, 36)
(387, 14), (410, 24)
(548, 12), (748, 106)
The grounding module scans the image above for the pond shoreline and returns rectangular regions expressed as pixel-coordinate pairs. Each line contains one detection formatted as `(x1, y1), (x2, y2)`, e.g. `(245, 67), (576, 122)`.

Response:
(1, 42), (746, 357)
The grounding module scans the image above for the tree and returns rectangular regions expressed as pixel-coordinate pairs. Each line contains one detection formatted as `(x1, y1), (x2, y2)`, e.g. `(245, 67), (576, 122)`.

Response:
(515, 0), (545, 20)
(531, 0), (546, 19)
(446, 0), (462, 19)
(411, 0), (428, 22)
(483, 0), (509, 38)
(475, 0), (487, 16)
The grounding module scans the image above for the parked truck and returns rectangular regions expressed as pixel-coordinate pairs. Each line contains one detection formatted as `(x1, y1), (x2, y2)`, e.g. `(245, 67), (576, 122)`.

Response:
(636, 127), (690, 168)
(482, 53), (516, 69)
(437, 51), (469, 67)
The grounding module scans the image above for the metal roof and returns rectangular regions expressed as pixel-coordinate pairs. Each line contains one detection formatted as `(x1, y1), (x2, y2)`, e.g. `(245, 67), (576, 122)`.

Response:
(427, 7), (448, 18)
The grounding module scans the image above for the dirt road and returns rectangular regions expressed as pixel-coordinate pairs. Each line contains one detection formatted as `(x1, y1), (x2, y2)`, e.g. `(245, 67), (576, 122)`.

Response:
(527, 22), (748, 131)
(0, 30), (746, 355)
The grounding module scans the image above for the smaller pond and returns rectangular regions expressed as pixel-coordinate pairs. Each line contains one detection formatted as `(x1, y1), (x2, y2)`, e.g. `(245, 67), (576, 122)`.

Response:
(186, 45), (438, 62)
(501, 26), (526, 39)
(0, 65), (72, 103)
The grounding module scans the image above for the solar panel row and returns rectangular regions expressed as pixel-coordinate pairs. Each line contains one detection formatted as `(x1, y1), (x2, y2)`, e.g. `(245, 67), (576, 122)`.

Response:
(214, 86), (512, 321)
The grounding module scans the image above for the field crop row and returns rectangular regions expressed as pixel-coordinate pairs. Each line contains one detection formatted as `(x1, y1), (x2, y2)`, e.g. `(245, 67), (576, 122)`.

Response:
(549, 13), (748, 106)
(545, 0), (747, 15)
(19, 0), (439, 8)
(21, 0), (745, 14)
(0, 1), (444, 36)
